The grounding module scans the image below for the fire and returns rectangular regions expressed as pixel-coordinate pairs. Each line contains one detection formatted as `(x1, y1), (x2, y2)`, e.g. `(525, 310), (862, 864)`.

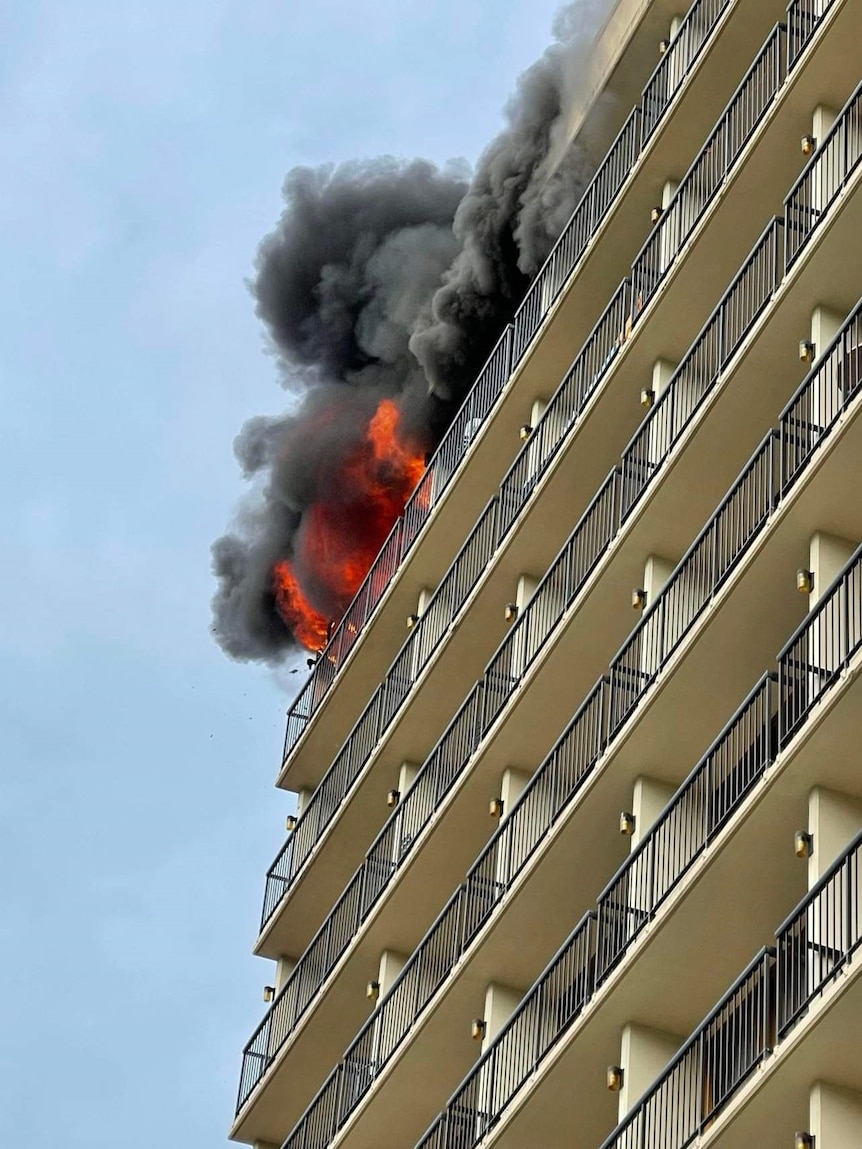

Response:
(273, 399), (426, 652)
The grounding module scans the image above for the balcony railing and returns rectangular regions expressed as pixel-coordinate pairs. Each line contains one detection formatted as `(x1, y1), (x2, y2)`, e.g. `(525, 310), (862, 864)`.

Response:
(415, 914), (596, 1149)
(776, 828), (862, 1037)
(778, 544), (862, 745)
(609, 429), (779, 737)
(239, 685), (486, 1113)
(631, 24), (785, 316)
(600, 949), (775, 1149)
(622, 217), (784, 521)
(261, 500), (498, 931)
(281, 0), (741, 765)
(596, 674), (777, 983)
(787, 0), (837, 70)
(785, 79), (862, 269)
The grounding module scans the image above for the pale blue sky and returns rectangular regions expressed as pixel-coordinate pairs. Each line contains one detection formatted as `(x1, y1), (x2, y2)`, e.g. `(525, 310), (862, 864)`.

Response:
(0, 2), (573, 1144)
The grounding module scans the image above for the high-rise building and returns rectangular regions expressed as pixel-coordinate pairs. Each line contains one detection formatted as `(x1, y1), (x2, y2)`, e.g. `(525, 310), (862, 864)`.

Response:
(229, 2), (862, 1147)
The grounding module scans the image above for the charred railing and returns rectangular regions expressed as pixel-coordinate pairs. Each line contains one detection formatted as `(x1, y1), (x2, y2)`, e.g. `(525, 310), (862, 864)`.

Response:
(599, 949), (775, 1149)
(596, 674), (777, 983)
(785, 80), (862, 269)
(778, 545), (862, 745)
(776, 828), (862, 1036)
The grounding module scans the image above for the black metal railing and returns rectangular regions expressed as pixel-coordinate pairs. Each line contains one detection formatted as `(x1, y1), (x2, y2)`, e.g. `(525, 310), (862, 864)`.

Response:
(776, 828), (862, 1036)
(261, 500), (498, 932)
(779, 297), (862, 495)
(596, 674), (778, 983)
(239, 686), (487, 1113)
(622, 217), (784, 522)
(599, 949), (775, 1149)
(640, 0), (731, 145)
(483, 473), (620, 731)
(500, 283), (630, 541)
(280, 0), (742, 764)
(787, 0), (837, 70)
(785, 80), (862, 269)
(778, 545), (862, 745)
(632, 24), (785, 316)
(610, 430), (779, 738)
(417, 914), (596, 1149)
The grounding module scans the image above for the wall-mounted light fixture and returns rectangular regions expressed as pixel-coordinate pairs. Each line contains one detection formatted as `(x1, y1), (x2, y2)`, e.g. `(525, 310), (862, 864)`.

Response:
(658, 38), (670, 54)
(795, 1133), (814, 1149)
(366, 980), (381, 1002)
(285, 815), (298, 832)
(796, 568), (814, 595)
(471, 1018), (487, 1042)
(386, 789), (401, 809)
(794, 830), (814, 859)
(489, 797), (505, 819)
(619, 811), (637, 837)
(406, 613), (420, 629)
(607, 1065), (625, 1092)
(632, 588), (648, 612)
(504, 602), (519, 623)
(650, 205), (664, 225)
(306, 657), (317, 669)
(519, 424), (534, 443)
(263, 986), (276, 1003)
(800, 135), (817, 157)
(799, 339), (816, 364)
(640, 387), (656, 409)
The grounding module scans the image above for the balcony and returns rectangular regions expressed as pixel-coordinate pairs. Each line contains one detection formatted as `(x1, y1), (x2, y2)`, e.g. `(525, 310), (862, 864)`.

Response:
(267, 305), (862, 1149)
(412, 547), (862, 1149)
(255, 14), (862, 965)
(277, 0), (787, 796)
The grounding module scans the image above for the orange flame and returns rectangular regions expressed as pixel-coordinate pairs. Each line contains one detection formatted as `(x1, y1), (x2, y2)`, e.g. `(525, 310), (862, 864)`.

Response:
(273, 399), (426, 652)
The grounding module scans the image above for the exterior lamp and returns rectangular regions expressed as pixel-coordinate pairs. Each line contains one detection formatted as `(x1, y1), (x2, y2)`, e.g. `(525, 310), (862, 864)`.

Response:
(795, 830), (814, 859)
(471, 1018), (487, 1042)
(504, 602), (519, 623)
(620, 812), (637, 836)
(263, 985), (276, 1003)
(795, 1135), (814, 1149)
(650, 205), (664, 224)
(658, 38), (670, 54)
(519, 424), (534, 442)
(799, 339), (816, 363)
(640, 387), (656, 409)
(386, 789), (401, 809)
(607, 1065), (625, 1091)
(285, 815), (298, 832)
(800, 135), (817, 157)
(306, 657), (317, 669)
(489, 797), (505, 819)
(366, 980), (381, 1001)
(632, 588), (648, 612)
(796, 568), (814, 595)
(406, 613), (420, 629)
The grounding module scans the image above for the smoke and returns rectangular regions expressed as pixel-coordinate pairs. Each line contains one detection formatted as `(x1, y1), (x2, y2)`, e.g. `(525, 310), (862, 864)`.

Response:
(212, 1), (610, 664)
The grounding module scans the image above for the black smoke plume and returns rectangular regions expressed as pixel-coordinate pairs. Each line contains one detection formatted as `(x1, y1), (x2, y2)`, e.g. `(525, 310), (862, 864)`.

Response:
(212, 1), (609, 663)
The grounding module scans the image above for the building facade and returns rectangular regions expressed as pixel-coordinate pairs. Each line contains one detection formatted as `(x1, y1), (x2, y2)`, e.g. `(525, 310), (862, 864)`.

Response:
(230, 1), (862, 1147)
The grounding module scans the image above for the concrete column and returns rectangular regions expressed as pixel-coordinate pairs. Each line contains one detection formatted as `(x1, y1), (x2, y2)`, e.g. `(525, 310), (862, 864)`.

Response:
(495, 767), (533, 886)
(813, 105), (839, 145)
(516, 574), (539, 613)
(810, 1081), (862, 1145)
(275, 956), (297, 994)
(254, 1141), (280, 1149)
(652, 358), (677, 403)
(377, 949), (408, 1002)
(807, 786), (862, 884)
(295, 788), (313, 817)
(808, 532), (857, 608)
(630, 776), (677, 849)
(810, 305), (845, 365)
(397, 761), (419, 797)
(643, 554), (676, 611)
(500, 767), (531, 819)
(416, 587), (434, 615)
(481, 982), (523, 1051)
(617, 1023), (683, 1119)
(659, 181), (681, 273)
(812, 106), (839, 217)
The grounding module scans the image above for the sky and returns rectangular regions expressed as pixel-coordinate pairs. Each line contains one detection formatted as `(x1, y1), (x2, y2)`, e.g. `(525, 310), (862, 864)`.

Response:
(0, 1), (582, 1145)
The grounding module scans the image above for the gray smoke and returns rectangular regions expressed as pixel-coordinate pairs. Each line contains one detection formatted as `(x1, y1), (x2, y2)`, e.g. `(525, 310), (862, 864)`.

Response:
(212, 1), (609, 664)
